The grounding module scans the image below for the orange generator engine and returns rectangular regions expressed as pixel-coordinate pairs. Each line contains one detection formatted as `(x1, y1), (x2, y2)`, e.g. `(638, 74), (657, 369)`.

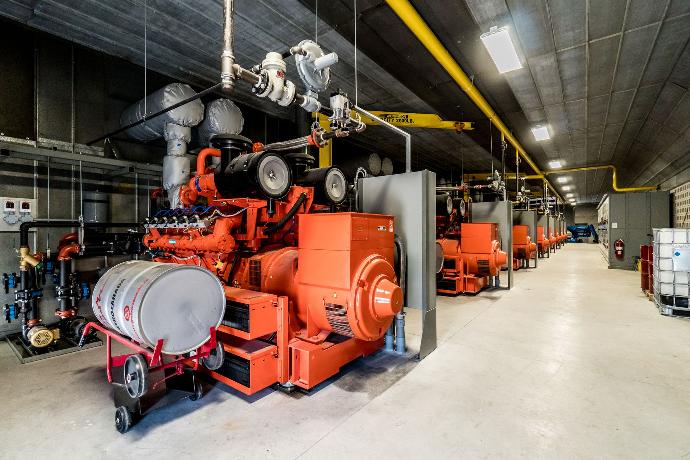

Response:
(142, 134), (402, 394)
(537, 225), (551, 257)
(512, 225), (537, 270)
(437, 222), (508, 295)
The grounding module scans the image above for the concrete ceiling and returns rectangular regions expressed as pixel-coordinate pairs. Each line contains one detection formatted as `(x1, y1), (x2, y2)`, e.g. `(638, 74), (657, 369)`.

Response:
(460, 0), (690, 203)
(0, 0), (502, 176)
(2, 1), (688, 202)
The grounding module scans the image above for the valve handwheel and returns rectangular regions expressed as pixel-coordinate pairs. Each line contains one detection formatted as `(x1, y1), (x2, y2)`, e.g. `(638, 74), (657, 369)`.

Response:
(123, 354), (149, 399)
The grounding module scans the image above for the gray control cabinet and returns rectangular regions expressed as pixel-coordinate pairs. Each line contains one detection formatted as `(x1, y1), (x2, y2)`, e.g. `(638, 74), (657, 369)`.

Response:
(600, 191), (670, 270)
(359, 171), (437, 359)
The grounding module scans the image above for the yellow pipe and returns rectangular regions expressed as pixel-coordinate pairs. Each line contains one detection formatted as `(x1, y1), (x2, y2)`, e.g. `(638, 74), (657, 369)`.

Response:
(386, 0), (656, 196)
(542, 165), (658, 193)
(385, 0), (563, 201)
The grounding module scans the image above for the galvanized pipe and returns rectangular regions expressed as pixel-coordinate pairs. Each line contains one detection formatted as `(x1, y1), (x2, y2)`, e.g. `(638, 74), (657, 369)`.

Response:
(221, 0), (236, 93)
(354, 105), (411, 173)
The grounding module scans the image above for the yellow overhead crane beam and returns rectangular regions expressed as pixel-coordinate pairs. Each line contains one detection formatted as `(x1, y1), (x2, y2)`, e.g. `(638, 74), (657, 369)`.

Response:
(385, 0), (656, 196)
(314, 113), (332, 168)
(358, 111), (473, 131)
(313, 112), (472, 167)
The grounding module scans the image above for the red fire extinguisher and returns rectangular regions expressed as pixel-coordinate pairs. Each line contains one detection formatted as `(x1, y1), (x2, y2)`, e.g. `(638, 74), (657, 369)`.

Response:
(614, 238), (625, 259)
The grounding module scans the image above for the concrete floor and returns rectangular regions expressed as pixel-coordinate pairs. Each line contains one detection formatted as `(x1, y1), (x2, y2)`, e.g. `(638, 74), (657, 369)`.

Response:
(2, 244), (690, 459)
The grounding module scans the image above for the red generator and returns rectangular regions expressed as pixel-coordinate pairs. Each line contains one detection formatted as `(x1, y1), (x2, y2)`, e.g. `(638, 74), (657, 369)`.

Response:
(438, 222), (508, 295)
(512, 225), (537, 269)
(537, 225), (550, 258)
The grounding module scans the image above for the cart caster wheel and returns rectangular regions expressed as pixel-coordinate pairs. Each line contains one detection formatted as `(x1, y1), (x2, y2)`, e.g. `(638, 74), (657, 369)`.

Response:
(201, 340), (224, 371)
(189, 379), (203, 401)
(123, 354), (149, 399)
(115, 406), (132, 434)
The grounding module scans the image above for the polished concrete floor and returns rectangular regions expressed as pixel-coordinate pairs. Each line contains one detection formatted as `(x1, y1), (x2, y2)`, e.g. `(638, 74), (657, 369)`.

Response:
(2, 244), (689, 459)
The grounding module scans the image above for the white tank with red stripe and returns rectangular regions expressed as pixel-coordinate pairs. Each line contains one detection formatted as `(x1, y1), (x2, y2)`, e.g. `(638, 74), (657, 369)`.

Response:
(92, 261), (225, 354)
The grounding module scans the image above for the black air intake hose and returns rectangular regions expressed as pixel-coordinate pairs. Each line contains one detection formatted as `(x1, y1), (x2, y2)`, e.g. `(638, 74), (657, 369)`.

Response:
(263, 193), (308, 235)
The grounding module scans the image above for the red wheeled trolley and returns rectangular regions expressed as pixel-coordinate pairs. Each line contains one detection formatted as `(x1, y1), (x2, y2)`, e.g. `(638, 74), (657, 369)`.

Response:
(80, 322), (222, 433)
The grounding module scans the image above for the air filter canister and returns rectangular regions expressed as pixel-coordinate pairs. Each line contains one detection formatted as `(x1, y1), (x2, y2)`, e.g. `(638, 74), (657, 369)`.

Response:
(296, 167), (348, 204)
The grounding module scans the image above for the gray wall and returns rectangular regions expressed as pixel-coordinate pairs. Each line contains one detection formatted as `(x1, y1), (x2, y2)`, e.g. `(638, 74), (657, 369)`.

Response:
(606, 191), (670, 270)
(574, 204), (598, 225)
(0, 157), (153, 337)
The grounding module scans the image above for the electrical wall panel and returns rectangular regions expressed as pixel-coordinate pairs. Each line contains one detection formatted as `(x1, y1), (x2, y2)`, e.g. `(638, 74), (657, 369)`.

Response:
(0, 197), (36, 232)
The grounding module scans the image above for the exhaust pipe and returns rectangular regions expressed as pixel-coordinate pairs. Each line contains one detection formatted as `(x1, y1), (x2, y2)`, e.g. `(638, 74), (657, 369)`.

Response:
(221, 0), (236, 93)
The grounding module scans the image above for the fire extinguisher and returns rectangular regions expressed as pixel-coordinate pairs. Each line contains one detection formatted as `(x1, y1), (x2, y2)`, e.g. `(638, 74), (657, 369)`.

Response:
(614, 238), (625, 259)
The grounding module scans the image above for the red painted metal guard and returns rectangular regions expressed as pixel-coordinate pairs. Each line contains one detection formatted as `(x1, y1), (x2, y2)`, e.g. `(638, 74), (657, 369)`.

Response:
(81, 322), (217, 388)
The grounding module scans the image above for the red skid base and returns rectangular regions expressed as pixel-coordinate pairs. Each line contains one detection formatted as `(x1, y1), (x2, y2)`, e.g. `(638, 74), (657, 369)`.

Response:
(290, 337), (383, 390)
(437, 274), (489, 295)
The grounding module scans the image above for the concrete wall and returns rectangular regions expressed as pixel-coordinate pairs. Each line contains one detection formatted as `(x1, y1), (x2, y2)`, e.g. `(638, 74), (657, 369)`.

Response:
(574, 204), (598, 225)
(605, 191), (670, 270)
(0, 21), (299, 338)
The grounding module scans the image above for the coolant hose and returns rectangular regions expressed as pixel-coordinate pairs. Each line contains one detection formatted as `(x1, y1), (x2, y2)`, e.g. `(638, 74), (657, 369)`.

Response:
(393, 235), (406, 354)
(263, 193), (308, 235)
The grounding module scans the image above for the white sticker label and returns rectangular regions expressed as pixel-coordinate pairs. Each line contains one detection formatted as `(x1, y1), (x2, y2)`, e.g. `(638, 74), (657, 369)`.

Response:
(672, 245), (690, 271)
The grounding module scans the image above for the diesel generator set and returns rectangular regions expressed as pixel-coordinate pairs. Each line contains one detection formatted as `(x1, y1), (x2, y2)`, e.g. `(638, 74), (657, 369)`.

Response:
(435, 192), (508, 295)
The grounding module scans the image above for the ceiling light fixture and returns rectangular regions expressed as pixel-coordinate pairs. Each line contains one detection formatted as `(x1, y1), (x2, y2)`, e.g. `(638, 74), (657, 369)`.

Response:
(531, 125), (550, 141)
(565, 193), (574, 198)
(548, 160), (562, 169)
(557, 176), (569, 184)
(480, 26), (523, 74)
(561, 185), (572, 191)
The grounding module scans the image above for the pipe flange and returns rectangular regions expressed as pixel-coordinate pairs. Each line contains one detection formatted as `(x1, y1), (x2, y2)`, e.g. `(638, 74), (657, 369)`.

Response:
(278, 80), (296, 107)
(252, 70), (270, 97)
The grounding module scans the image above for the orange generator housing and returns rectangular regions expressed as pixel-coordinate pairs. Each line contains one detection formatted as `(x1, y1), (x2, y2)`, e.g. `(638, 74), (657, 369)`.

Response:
(512, 225), (537, 270)
(537, 225), (551, 257)
(218, 212), (402, 392)
(437, 222), (508, 295)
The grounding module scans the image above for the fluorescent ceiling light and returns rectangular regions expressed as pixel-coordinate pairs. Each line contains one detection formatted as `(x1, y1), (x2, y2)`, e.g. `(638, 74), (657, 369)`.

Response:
(548, 160), (562, 169)
(561, 185), (572, 191)
(556, 176), (569, 184)
(480, 26), (522, 74)
(565, 193), (574, 198)
(531, 125), (550, 141)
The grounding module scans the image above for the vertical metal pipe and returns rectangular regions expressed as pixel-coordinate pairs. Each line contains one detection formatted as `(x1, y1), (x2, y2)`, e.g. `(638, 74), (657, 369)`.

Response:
(47, 157), (51, 251)
(79, 160), (83, 217)
(146, 176), (151, 217)
(71, 44), (75, 154)
(33, 160), (38, 251)
(221, 0), (236, 93)
(34, 39), (39, 142)
(353, 0), (358, 107)
(134, 169), (139, 222)
(71, 164), (75, 219)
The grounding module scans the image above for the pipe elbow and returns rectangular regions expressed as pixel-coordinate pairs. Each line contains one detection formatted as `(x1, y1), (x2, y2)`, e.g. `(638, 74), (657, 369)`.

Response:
(57, 243), (81, 261)
(196, 148), (221, 175)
